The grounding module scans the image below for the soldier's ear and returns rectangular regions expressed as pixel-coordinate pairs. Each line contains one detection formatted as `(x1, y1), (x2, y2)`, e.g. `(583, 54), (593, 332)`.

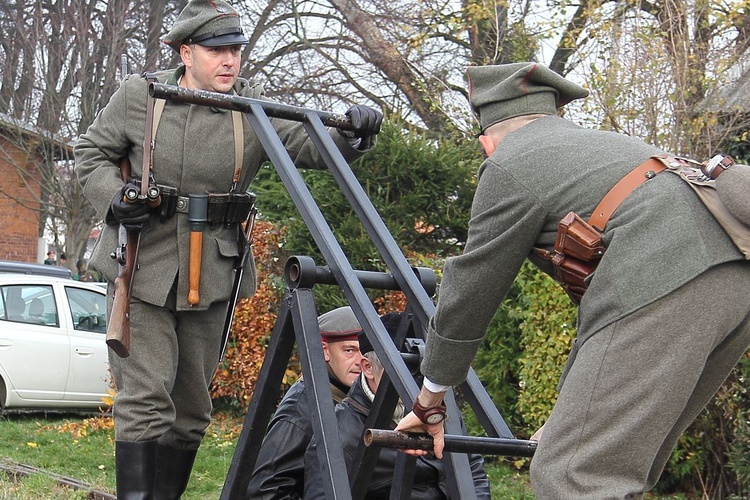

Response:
(180, 44), (193, 67)
(478, 134), (496, 156)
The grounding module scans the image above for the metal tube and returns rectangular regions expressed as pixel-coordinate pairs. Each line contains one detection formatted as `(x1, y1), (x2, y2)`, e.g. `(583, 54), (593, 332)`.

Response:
(363, 429), (537, 457)
(284, 255), (436, 295)
(149, 83), (353, 130)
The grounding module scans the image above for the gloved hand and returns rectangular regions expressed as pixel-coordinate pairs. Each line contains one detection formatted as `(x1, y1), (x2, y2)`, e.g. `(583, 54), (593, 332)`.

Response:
(107, 183), (150, 229)
(338, 105), (383, 140)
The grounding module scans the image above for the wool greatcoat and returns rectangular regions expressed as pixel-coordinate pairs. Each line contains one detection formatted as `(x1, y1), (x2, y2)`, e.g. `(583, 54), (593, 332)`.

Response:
(74, 68), (372, 446)
(420, 115), (750, 497)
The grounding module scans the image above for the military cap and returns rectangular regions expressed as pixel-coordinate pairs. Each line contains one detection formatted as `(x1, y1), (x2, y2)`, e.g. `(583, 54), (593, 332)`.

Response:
(164, 0), (249, 52)
(318, 306), (363, 343)
(358, 312), (412, 356)
(467, 62), (589, 132)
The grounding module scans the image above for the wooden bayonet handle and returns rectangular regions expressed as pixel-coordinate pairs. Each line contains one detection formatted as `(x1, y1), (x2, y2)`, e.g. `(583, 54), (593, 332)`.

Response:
(188, 230), (203, 305)
(187, 194), (208, 306)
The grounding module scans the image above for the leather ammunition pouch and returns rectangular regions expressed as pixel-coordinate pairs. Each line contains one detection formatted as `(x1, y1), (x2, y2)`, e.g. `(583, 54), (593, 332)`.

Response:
(130, 179), (256, 225)
(548, 212), (605, 304)
(554, 212), (606, 262)
(206, 192), (256, 225)
(536, 157), (666, 304)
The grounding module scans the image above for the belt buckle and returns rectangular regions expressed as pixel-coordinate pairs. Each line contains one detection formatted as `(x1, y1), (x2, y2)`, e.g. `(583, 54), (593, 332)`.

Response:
(175, 196), (190, 214)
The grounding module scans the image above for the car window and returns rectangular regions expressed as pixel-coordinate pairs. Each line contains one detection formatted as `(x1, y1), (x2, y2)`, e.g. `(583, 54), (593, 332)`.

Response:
(0, 285), (59, 326)
(66, 286), (107, 333)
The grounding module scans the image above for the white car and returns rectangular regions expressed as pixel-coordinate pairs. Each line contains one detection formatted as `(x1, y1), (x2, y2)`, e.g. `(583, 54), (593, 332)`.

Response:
(0, 274), (111, 412)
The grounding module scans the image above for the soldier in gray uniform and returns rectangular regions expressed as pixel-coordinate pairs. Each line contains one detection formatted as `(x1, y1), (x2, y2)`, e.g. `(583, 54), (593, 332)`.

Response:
(395, 62), (750, 498)
(74, 1), (381, 498)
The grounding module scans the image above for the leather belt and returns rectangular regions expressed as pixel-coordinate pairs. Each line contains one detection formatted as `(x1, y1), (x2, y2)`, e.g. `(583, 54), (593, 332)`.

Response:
(176, 192), (256, 224)
(132, 177), (255, 224)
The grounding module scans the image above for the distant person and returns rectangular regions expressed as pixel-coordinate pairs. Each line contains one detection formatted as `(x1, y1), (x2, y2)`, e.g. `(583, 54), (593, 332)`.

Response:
(305, 312), (491, 498)
(43, 250), (56, 265)
(59, 253), (68, 267)
(248, 306), (365, 499)
(75, 259), (89, 281)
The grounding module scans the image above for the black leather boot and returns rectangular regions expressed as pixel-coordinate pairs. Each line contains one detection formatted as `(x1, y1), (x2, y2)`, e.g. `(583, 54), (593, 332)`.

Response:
(115, 440), (157, 500)
(152, 444), (198, 500)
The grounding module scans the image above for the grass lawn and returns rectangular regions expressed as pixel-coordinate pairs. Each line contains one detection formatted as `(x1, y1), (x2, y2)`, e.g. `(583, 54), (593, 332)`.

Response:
(0, 411), (537, 498)
(0, 412), (697, 499)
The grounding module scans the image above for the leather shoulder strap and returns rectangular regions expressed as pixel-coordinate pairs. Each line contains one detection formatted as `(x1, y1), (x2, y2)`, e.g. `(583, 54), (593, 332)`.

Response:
(588, 157), (666, 231)
(141, 73), (159, 196)
(150, 86), (244, 191)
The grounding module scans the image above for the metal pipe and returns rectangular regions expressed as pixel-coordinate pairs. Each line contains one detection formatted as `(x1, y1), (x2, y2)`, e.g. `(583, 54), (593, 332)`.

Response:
(284, 255), (436, 296)
(363, 429), (537, 458)
(149, 83), (353, 130)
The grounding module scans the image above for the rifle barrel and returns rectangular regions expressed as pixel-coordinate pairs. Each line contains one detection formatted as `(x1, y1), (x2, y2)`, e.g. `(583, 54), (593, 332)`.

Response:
(149, 83), (353, 130)
(363, 429), (537, 457)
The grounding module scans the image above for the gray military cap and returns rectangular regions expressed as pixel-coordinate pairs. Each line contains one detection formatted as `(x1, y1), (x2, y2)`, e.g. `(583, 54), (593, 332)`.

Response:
(318, 306), (363, 343)
(468, 62), (589, 132)
(164, 0), (249, 52)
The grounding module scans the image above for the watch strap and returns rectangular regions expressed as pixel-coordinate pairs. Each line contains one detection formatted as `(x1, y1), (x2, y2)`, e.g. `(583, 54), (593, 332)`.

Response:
(412, 399), (447, 424)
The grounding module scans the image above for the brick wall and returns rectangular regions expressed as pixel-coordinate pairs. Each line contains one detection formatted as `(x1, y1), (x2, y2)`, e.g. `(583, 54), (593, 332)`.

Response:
(0, 135), (42, 263)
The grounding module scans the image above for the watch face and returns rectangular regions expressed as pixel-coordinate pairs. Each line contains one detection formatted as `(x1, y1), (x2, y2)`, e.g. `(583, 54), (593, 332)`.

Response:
(426, 413), (445, 424)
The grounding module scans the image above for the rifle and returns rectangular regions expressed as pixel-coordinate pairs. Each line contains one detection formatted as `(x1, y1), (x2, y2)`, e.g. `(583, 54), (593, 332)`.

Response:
(106, 66), (160, 357)
(107, 160), (140, 357)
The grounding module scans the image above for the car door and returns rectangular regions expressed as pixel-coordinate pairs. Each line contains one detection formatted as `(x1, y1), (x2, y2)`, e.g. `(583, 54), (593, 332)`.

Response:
(61, 283), (110, 402)
(0, 284), (69, 401)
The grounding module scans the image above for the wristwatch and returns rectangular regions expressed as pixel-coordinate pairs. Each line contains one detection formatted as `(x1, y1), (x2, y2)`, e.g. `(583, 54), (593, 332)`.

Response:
(412, 399), (447, 425)
(701, 154), (734, 180)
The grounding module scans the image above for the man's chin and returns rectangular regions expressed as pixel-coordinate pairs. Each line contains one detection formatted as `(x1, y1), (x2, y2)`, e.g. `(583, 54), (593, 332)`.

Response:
(212, 80), (235, 93)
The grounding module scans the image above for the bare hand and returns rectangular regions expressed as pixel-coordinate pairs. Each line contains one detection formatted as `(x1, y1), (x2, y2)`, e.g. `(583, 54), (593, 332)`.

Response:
(394, 411), (446, 459)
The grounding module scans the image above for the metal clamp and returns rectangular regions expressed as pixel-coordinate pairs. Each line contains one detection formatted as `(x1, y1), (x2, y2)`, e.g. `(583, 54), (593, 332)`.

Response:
(176, 196), (190, 214)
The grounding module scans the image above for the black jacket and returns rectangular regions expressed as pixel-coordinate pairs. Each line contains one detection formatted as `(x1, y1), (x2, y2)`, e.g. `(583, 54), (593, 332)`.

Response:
(247, 377), (349, 499)
(303, 375), (492, 499)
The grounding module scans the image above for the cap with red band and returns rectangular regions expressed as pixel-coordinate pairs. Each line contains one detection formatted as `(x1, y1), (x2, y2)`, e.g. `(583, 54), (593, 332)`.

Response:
(318, 306), (363, 343)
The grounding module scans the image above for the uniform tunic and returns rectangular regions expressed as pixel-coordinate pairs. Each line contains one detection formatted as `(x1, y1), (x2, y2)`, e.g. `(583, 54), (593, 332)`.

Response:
(422, 115), (742, 385)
